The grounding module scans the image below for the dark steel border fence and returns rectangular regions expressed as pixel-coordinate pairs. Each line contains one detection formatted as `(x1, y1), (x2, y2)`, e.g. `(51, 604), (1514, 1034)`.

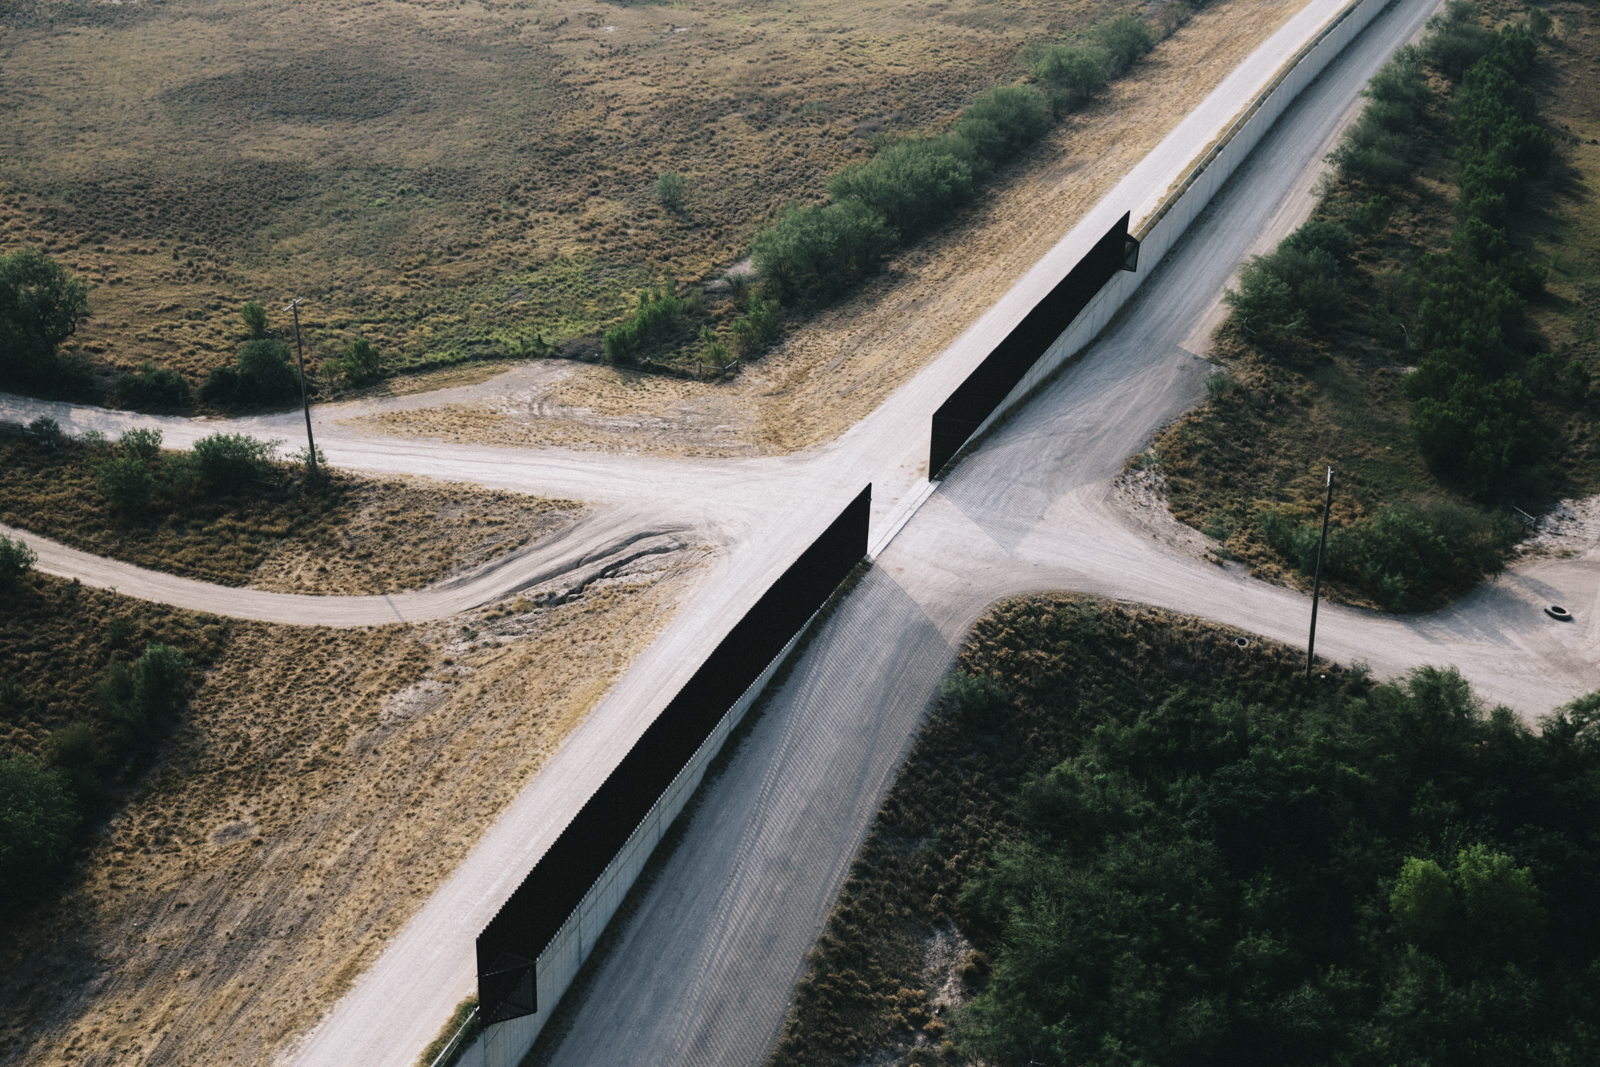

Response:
(928, 211), (1137, 476)
(476, 485), (872, 1024)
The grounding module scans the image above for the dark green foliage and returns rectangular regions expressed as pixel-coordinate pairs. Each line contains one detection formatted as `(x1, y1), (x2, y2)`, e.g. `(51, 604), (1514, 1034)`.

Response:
(1029, 43), (1109, 109)
(652, 171), (688, 211)
(113, 361), (190, 410)
(96, 457), (157, 512)
(0, 534), (37, 587)
(751, 200), (898, 302)
(200, 338), (301, 407)
(955, 657), (1600, 1066)
(602, 284), (692, 362)
(25, 417), (64, 450)
(0, 248), (92, 394)
(1257, 497), (1519, 609)
(190, 432), (280, 489)
(730, 294), (780, 357)
(1092, 14), (1156, 74)
(1410, 373), (1545, 495)
(0, 753), (78, 901)
(948, 85), (1052, 169)
(1223, 226), (1349, 336)
(241, 299), (269, 339)
(1328, 48), (1431, 186)
(119, 427), (163, 462)
(827, 139), (976, 238)
(340, 338), (383, 384)
(1422, 0), (1494, 80)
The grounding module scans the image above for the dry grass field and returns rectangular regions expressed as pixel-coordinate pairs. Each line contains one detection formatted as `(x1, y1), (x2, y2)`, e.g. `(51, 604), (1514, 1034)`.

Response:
(343, 0), (1316, 456)
(0, 0), (1140, 391)
(0, 439), (582, 592)
(0, 549), (707, 1067)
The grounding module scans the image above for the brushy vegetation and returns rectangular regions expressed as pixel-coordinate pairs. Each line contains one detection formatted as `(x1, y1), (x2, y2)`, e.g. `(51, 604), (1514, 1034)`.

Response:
(769, 594), (1600, 1067)
(1, 562), (224, 907)
(1160, 1), (1594, 611)
(0, 248), (93, 399)
(199, 331), (305, 409)
(601, 283), (696, 364)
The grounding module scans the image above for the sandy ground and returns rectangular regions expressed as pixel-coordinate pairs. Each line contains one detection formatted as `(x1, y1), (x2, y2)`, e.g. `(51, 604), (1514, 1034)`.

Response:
(342, 0), (1314, 458)
(0, 546), (708, 1067)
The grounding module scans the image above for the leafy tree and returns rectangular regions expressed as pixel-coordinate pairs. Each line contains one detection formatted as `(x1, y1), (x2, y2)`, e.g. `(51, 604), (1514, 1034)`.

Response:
(340, 337), (382, 384)
(119, 427), (162, 461)
(25, 416), (65, 449)
(1030, 43), (1109, 109)
(752, 200), (897, 302)
(1390, 856), (1458, 944)
(1422, 0), (1493, 79)
(1410, 373), (1543, 495)
(603, 284), (691, 362)
(113, 362), (189, 409)
(653, 171), (688, 211)
(241, 299), (269, 339)
(0, 248), (91, 391)
(0, 753), (78, 900)
(949, 85), (1052, 168)
(201, 338), (300, 407)
(96, 457), (157, 511)
(1223, 237), (1346, 336)
(1093, 14), (1155, 73)
(730, 294), (780, 357)
(827, 139), (975, 238)
(190, 432), (280, 489)
(0, 534), (37, 587)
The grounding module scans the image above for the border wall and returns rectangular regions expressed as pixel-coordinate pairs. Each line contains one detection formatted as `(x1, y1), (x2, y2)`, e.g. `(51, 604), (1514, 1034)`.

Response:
(463, 486), (872, 1067)
(933, 0), (1386, 471)
(928, 212), (1134, 476)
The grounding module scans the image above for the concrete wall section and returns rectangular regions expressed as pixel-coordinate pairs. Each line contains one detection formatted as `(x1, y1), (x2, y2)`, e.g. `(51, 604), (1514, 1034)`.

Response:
(967, 0), (1385, 443)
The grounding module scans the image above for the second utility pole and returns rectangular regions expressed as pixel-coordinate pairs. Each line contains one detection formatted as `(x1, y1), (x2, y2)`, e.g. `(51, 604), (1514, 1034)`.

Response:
(283, 295), (319, 482)
(1306, 466), (1334, 680)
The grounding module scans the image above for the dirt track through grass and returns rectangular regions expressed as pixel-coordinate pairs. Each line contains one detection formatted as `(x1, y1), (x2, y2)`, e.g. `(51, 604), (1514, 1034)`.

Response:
(0, 549), (707, 1067)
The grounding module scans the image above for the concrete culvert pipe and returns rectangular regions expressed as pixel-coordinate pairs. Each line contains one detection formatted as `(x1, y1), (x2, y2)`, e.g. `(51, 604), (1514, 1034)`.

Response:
(1234, 636), (1251, 648)
(1546, 605), (1573, 622)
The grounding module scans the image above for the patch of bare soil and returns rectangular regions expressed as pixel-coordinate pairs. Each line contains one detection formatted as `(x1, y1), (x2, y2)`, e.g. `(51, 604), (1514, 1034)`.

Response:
(247, 474), (583, 596)
(347, 0), (1313, 458)
(1111, 458), (1233, 566)
(1517, 494), (1600, 560)
(0, 547), (708, 1067)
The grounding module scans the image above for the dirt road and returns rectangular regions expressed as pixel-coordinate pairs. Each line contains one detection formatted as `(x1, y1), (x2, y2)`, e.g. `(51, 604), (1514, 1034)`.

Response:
(521, 1), (1600, 1063)
(6, 0), (1594, 1064)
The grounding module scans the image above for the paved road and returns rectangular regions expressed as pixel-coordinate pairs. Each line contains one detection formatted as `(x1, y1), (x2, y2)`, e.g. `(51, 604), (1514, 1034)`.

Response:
(5, 0), (1594, 1062)
(525, 1), (1600, 1064)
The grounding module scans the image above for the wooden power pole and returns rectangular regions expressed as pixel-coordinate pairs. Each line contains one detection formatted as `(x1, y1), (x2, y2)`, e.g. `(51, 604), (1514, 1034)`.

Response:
(283, 296), (319, 482)
(1306, 466), (1334, 680)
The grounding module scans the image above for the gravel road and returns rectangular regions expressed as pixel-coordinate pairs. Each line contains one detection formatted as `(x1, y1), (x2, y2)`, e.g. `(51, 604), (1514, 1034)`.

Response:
(5, 0), (1595, 1063)
(523, 1), (1600, 1064)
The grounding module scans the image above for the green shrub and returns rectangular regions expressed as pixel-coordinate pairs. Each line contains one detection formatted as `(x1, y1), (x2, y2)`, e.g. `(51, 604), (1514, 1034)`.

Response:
(602, 284), (691, 362)
(191, 432), (280, 489)
(1410, 373), (1543, 496)
(241, 299), (269, 339)
(653, 171), (688, 211)
(341, 338), (383, 384)
(731, 294), (781, 357)
(1223, 238), (1346, 336)
(96, 457), (157, 511)
(1278, 219), (1355, 266)
(0, 248), (92, 392)
(751, 200), (897, 302)
(1422, 0), (1493, 79)
(827, 139), (975, 238)
(26, 416), (65, 449)
(202, 338), (301, 407)
(949, 85), (1052, 168)
(1092, 15), (1155, 74)
(1030, 44), (1109, 109)
(0, 753), (78, 900)
(0, 534), (37, 587)
(132, 643), (190, 721)
(114, 361), (189, 409)
(119, 427), (163, 461)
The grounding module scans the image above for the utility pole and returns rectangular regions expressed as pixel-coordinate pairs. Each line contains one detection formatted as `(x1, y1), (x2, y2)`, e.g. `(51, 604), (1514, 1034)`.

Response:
(1306, 466), (1334, 680)
(283, 296), (319, 482)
